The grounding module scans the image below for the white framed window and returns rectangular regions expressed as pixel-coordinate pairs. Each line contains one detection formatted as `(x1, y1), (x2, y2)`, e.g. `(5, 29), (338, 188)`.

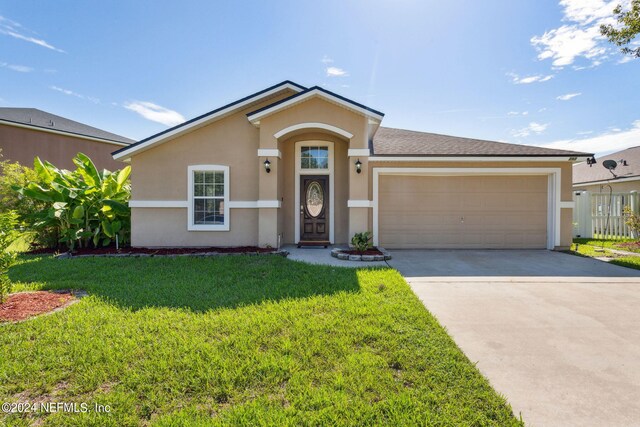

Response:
(187, 165), (230, 231)
(300, 146), (329, 170)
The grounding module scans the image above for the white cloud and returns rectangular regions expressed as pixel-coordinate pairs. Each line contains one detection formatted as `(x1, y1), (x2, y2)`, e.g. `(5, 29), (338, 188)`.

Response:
(124, 101), (185, 126)
(321, 55), (333, 64)
(618, 55), (634, 64)
(507, 72), (554, 84)
(326, 66), (349, 77)
(543, 119), (640, 155)
(0, 15), (65, 53)
(508, 111), (529, 116)
(50, 85), (100, 104)
(530, 0), (624, 68)
(0, 62), (32, 72)
(557, 92), (582, 100)
(513, 122), (549, 137)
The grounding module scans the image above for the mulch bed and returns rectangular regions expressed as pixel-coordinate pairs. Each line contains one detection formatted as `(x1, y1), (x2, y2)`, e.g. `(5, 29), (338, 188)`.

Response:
(0, 291), (75, 322)
(26, 246), (275, 256)
(616, 242), (640, 250)
(341, 248), (384, 256)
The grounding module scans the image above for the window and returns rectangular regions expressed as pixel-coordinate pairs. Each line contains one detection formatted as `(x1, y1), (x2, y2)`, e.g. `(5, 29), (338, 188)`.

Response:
(301, 146), (329, 169)
(188, 165), (229, 231)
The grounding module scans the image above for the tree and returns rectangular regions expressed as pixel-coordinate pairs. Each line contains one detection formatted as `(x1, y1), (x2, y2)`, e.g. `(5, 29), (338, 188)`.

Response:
(601, 0), (640, 58)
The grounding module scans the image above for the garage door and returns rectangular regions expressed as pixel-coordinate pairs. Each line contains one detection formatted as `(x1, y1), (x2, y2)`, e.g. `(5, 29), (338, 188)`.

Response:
(378, 175), (548, 249)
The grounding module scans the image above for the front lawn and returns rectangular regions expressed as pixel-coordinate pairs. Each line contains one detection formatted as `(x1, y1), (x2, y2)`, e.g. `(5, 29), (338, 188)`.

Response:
(1, 255), (520, 426)
(573, 237), (640, 253)
(571, 238), (640, 271)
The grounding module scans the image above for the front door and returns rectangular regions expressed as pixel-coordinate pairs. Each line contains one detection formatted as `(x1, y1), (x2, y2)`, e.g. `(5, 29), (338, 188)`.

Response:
(300, 175), (329, 243)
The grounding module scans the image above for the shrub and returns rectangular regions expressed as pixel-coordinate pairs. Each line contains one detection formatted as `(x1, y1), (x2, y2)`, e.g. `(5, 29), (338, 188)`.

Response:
(623, 205), (640, 238)
(0, 211), (18, 302)
(0, 159), (54, 248)
(0, 160), (42, 214)
(14, 153), (131, 251)
(351, 231), (373, 253)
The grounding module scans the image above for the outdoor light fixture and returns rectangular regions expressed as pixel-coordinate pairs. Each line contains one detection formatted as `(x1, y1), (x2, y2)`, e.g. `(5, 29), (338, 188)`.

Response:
(587, 156), (597, 167)
(264, 158), (271, 173)
(355, 159), (362, 174)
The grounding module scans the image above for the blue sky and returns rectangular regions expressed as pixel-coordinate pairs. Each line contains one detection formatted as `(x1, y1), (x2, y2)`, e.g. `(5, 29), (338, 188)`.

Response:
(1, 0), (637, 155)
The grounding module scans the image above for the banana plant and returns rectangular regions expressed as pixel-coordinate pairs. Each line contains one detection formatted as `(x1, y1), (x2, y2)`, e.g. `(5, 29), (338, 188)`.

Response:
(14, 153), (131, 251)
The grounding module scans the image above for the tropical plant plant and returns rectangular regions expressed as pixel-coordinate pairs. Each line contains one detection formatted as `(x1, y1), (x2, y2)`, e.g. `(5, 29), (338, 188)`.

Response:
(351, 231), (373, 253)
(15, 153), (131, 251)
(0, 211), (18, 302)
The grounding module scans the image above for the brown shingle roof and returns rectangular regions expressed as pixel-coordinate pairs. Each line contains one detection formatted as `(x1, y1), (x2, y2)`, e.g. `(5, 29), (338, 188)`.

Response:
(0, 108), (134, 145)
(371, 127), (591, 157)
(573, 146), (640, 185)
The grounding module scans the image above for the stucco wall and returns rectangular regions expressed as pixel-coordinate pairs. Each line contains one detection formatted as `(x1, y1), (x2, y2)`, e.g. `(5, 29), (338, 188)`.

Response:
(258, 97), (371, 245)
(0, 123), (125, 171)
(128, 90), (295, 247)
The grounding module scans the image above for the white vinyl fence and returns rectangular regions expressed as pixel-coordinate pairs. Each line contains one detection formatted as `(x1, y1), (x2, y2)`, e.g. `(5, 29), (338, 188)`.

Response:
(573, 191), (639, 239)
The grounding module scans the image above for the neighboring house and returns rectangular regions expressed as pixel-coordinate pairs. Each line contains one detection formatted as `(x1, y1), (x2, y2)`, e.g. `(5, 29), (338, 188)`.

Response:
(113, 80), (590, 250)
(573, 146), (640, 193)
(0, 108), (133, 170)
(573, 146), (640, 238)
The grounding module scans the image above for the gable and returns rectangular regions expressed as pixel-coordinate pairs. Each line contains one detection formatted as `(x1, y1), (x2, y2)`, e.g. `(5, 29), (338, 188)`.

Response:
(113, 81), (305, 161)
(246, 86), (384, 125)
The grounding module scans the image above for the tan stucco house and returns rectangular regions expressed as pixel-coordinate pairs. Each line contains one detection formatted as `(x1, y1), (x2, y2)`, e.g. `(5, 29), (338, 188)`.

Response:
(113, 81), (591, 250)
(0, 108), (133, 171)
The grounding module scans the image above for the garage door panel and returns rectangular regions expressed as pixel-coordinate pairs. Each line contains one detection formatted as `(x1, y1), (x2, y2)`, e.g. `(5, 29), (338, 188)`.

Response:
(378, 175), (548, 249)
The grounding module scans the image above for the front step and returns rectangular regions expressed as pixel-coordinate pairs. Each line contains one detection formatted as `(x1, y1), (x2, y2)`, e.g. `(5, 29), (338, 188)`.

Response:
(297, 240), (330, 248)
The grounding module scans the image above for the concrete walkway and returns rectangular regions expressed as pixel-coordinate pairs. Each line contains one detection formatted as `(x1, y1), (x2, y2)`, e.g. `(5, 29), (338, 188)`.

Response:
(389, 250), (640, 427)
(284, 245), (387, 268)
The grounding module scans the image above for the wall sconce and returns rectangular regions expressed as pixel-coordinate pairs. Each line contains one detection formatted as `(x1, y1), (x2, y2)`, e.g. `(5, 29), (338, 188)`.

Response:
(264, 158), (271, 173)
(587, 156), (597, 167)
(355, 159), (362, 174)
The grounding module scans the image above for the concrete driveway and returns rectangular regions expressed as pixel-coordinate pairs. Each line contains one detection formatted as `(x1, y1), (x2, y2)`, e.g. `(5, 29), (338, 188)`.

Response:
(389, 250), (640, 427)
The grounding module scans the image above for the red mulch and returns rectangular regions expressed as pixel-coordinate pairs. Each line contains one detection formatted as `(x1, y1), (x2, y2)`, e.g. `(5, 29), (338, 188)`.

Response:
(341, 248), (383, 256)
(0, 291), (75, 322)
(26, 246), (276, 256)
(616, 242), (640, 250)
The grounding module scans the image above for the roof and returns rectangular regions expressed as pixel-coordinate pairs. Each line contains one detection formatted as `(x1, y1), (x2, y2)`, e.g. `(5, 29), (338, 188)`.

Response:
(0, 108), (133, 145)
(113, 80), (306, 160)
(246, 86), (384, 123)
(573, 146), (640, 185)
(371, 127), (592, 157)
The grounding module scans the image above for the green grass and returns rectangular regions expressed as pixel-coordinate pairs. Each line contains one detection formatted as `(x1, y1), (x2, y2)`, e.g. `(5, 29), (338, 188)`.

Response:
(610, 256), (640, 270)
(0, 255), (520, 426)
(570, 238), (640, 271)
(570, 242), (617, 258)
(573, 237), (640, 253)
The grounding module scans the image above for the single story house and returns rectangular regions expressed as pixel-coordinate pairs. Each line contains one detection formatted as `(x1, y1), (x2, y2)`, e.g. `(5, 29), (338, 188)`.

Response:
(573, 146), (640, 238)
(0, 108), (133, 170)
(573, 146), (640, 193)
(113, 81), (591, 250)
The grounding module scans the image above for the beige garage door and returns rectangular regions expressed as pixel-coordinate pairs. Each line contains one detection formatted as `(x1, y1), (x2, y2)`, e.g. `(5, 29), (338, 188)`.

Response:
(378, 175), (548, 249)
